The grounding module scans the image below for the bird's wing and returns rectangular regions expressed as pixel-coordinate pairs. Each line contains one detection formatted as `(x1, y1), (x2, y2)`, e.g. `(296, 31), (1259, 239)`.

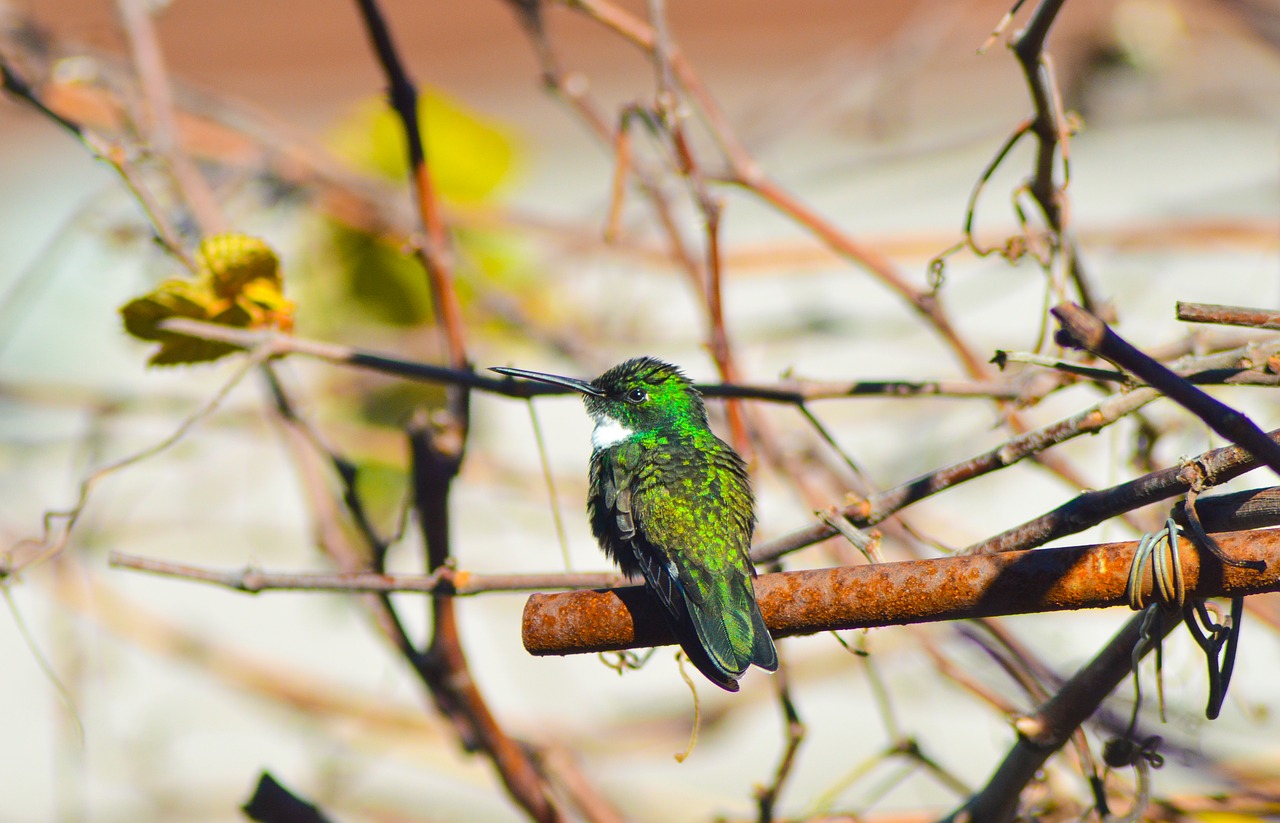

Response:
(631, 453), (763, 680)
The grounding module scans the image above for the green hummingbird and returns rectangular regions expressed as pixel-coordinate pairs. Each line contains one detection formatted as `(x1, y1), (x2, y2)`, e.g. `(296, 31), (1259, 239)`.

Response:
(491, 356), (777, 692)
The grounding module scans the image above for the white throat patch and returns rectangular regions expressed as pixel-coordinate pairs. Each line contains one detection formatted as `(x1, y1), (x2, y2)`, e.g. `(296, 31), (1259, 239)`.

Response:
(591, 418), (635, 450)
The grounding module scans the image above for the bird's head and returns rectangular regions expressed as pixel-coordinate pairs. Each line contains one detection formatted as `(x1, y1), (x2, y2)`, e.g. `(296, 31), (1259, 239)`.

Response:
(491, 356), (708, 448)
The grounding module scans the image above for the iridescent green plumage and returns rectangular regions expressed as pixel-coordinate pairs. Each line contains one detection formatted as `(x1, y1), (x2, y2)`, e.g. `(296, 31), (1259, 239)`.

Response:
(492, 357), (777, 691)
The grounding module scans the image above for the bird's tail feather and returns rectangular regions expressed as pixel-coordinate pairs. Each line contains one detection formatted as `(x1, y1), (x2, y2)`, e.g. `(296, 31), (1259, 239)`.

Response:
(682, 579), (777, 690)
(630, 542), (775, 691)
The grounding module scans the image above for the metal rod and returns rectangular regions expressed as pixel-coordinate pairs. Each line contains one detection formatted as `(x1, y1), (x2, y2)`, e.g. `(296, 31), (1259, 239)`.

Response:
(523, 529), (1280, 656)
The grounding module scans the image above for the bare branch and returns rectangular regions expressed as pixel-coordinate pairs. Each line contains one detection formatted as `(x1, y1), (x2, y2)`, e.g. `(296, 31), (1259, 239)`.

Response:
(108, 551), (623, 595)
(1178, 301), (1280, 332)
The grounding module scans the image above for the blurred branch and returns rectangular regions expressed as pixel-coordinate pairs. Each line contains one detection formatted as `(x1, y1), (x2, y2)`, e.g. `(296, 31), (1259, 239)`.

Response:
(58, 560), (443, 739)
(548, 0), (989, 380)
(0, 51), (198, 270)
(523, 529), (1280, 656)
(115, 0), (226, 234)
(756, 655), (805, 823)
(4, 346), (270, 577)
(942, 609), (1179, 823)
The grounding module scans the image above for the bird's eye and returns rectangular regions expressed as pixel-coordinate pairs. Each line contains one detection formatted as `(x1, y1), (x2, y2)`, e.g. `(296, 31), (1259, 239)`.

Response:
(625, 387), (648, 404)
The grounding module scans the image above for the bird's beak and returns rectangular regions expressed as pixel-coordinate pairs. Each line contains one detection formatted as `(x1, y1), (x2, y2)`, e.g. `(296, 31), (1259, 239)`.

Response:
(490, 366), (605, 397)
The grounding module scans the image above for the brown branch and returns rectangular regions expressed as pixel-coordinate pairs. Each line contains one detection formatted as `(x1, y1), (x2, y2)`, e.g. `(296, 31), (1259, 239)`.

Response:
(1054, 302), (1280, 478)
(579, 0), (753, 454)
(405, 416), (562, 822)
(1178, 301), (1280, 331)
(353, 0), (467, 367)
(108, 551), (623, 595)
(523, 529), (1280, 656)
(1008, 0), (1108, 318)
(346, 4), (565, 821)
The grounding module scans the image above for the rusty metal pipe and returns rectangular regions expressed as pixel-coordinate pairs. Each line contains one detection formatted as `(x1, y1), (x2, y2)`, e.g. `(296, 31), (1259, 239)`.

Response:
(522, 529), (1280, 656)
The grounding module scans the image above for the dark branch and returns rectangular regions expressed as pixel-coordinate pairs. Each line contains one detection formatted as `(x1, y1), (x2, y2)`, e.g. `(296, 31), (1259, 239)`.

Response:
(1054, 302), (1280, 478)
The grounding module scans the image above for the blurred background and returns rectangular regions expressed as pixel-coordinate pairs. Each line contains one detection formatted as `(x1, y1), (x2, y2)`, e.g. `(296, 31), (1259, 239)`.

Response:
(2, 1), (1280, 821)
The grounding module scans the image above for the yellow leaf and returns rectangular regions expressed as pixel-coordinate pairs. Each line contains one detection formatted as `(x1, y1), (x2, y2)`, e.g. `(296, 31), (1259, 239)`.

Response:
(120, 279), (215, 342)
(197, 233), (281, 299)
(119, 233), (292, 366)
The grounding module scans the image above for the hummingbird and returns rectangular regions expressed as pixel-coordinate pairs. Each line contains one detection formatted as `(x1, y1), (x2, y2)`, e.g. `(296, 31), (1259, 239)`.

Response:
(491, 356), (777, 692)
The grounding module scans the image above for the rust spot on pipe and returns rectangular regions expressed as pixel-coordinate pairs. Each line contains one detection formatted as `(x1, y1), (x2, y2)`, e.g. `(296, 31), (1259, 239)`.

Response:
(522, 530), (1280, 657)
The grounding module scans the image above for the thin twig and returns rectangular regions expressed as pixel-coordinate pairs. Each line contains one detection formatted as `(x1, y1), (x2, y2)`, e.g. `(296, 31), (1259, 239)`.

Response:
(549, 0), (991, 380)
(0, 52), (198, 270)
(992, 349), (1127, 383)
(155, 317), (1036, 401)
(115, 0), (226, 234)
(108, 551), (623, 595)
(1010, 0), (1107, 319)
(756, 656), (805, 823)
(1177, 301), (1280, 331)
